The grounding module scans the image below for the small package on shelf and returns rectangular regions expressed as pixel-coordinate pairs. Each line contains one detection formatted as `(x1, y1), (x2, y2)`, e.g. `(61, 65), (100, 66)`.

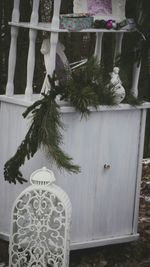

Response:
(60, 13), (93, 31)
(116, 18), (136, 30)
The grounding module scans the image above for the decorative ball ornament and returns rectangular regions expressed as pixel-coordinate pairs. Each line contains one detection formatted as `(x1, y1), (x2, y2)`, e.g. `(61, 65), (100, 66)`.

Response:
(9, 167), (72, 267)
(106, 19), (113, 29)
(94, 19), (116, 29)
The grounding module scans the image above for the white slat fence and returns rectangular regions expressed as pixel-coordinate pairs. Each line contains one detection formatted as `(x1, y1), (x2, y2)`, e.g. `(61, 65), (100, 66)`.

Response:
(5, 0), (141, 99)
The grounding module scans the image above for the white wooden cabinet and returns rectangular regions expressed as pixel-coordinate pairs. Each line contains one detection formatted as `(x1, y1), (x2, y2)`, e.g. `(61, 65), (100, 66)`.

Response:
(0, 96), (149, 249)
(1, 0), (150, 251)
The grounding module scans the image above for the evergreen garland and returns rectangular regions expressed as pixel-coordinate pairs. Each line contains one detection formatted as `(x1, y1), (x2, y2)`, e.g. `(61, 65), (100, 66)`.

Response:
(4, 73), (80, 184)
(4, 57), (142, 184)
(59, 57), (116, 115)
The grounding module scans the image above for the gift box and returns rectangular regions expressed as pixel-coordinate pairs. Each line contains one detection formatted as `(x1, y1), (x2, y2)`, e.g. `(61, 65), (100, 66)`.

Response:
(60, 14), (93, 31)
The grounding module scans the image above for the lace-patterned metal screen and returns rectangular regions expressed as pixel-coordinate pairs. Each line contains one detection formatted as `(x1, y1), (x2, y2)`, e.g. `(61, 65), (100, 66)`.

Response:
(9, 167), (72, 267)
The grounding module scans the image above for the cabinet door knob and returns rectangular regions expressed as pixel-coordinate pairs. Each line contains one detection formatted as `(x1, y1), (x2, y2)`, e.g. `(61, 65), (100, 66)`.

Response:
(104, 164), (111, 169)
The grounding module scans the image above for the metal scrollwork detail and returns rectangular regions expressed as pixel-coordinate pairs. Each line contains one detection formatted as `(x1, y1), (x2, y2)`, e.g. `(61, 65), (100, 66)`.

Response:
(9, 187), (71, 267)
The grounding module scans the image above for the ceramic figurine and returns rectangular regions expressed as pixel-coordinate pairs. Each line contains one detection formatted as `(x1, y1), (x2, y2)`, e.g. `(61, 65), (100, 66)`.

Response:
(109, 67), (126, 104)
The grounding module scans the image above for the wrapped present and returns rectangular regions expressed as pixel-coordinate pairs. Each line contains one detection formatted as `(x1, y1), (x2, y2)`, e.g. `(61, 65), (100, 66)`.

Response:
(60, 14), (93, 31)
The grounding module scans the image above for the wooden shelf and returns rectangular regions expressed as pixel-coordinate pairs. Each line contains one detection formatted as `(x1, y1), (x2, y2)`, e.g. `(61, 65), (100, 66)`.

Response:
(9, 22), (136, 33)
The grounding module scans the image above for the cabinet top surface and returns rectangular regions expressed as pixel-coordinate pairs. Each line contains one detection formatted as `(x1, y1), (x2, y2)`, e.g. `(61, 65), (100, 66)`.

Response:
(0, 95), (150, 112)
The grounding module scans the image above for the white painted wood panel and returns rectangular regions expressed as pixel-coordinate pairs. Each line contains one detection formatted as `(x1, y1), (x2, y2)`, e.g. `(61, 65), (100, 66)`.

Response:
(94, 32), (103, 62)
(0, 104), (28, 235)
(25, 0), (40, 100)
(92, 110), (141, 238)
(0, 100), (148, 249)
(133, 110), (147, 233)
(114, 32), (124, 62)
(47, 0), (61, 76)
(6, 0), (20, 96)
(131, 61), (141, 97)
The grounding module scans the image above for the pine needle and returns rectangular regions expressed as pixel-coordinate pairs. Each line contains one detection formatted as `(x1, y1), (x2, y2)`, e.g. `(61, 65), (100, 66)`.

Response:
(4, 75), (80, 184)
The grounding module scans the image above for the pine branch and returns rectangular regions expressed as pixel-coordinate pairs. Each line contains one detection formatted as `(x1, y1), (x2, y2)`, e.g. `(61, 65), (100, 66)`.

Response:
(4, 75), (80, 184)
(36, 96), (80, 173)
(61, 57), (116, 114)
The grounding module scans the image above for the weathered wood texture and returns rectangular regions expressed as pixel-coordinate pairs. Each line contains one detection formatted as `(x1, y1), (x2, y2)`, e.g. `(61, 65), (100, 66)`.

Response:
(6, 0), (20, 96)
(0, 99), (148, 249)
(25, 0), (40, 100)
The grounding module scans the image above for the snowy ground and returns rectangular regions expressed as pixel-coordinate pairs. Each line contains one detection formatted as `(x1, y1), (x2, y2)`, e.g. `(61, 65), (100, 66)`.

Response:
(0, 161), (150, 267)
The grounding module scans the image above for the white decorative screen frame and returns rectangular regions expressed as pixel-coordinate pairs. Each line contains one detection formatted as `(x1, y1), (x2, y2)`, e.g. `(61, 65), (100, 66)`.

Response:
(73, 0), (126, 22)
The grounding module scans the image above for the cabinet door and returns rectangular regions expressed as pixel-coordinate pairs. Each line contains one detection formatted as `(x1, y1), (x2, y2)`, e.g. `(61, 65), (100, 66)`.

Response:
(93, 109), (141, 239)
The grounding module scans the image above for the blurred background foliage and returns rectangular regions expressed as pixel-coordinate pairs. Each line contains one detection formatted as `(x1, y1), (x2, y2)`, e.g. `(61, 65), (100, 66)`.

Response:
(0, 0), (150, 156)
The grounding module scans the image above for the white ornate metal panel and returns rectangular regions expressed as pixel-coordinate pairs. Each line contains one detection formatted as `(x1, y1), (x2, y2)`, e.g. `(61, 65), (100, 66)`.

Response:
(9, 167), (72, 267)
